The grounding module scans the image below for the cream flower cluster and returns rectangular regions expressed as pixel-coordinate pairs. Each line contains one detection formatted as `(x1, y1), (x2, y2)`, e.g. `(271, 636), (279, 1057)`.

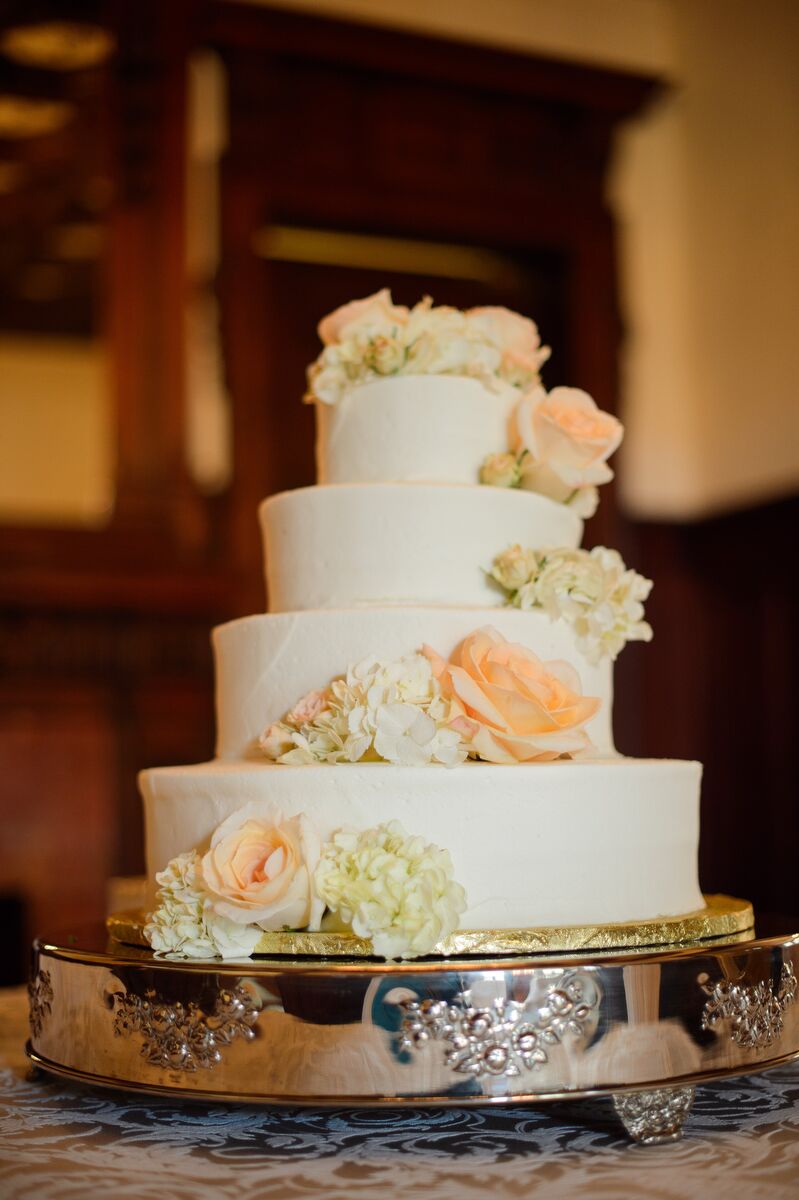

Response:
(145, 802), (324, 960)
(314, 822), (467, 960)
(144, 807), (467, 962)
(262, 628), (600, 768)
(260, 652), (467, 766)
(144, 851), (262, 960)
(481, 386), (624, 517)
(490, 544), (653, 664)
(306, 289), (550, 405)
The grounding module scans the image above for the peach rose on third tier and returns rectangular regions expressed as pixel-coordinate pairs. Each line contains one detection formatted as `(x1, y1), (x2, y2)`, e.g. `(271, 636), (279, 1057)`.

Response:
(200, 802), (324, 930)
(423, 627), (600, 764)
(317, 288), (409, 346)
(514, 386), (623, 503)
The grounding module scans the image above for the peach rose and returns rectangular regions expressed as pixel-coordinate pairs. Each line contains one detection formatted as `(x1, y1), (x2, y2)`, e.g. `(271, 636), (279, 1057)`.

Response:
(200, 802), (323, 930)
(423, 627), (599, 764)
(317, 288), (409, 346)
(514, 386), (623, 502)
(467, 306), (550, 377)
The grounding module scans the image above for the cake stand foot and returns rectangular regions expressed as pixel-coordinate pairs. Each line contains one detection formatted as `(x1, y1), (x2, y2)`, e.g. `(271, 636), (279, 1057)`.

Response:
(612, 1085), (696, 1144)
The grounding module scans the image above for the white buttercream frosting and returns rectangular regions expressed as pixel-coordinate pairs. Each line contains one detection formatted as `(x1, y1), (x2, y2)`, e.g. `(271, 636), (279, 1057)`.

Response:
(261, 484), (582, 612)
(213, 607), (615, 761)
(316, 375), (518, 485)
(135, 309), (705, 939)
(141, 757), (703, 929)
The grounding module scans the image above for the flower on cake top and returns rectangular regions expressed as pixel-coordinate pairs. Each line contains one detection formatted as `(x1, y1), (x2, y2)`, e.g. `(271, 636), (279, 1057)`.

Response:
(481, 386), (624, 517)
(306, 289), (550, 405)
(317, 289), (409, 346)
(423, 627), (599, 765)
(260, 652), (467, 767)
(308, 288), (622, 515)
(490, 545), (653, 664)
(314, 821), (467, 960)
(467, 307), (551, 386)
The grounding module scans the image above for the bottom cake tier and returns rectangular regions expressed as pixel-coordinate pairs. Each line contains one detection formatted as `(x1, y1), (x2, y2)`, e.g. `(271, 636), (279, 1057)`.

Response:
(141, 757), (703, 931)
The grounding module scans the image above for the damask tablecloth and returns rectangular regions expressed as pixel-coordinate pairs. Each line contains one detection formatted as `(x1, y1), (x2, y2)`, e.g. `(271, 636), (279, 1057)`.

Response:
(1, 987), (798, 1200)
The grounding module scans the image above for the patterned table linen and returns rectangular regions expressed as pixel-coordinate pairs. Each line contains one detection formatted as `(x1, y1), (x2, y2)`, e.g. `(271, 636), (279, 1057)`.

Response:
(1, 987), (798, 1200)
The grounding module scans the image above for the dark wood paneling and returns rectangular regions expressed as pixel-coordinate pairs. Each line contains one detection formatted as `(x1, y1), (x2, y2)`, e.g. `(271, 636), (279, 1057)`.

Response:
(617, 497), (799, 913)
(0, 684), (116, 942)
(214, 5), (651, 597)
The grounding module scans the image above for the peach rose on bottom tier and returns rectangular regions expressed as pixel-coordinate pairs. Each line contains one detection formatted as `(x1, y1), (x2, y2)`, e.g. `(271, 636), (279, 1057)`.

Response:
(423, 627), (600, 765)
(200, 801), (324, 930)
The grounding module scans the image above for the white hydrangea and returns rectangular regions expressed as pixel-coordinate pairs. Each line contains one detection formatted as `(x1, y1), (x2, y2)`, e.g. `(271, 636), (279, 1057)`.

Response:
(144, 851), (261, 960)
(260, 653), (467, 767)
(306, 296), (544, 405)
(489, 544), (653, 664)
(314, 822), (467, 959)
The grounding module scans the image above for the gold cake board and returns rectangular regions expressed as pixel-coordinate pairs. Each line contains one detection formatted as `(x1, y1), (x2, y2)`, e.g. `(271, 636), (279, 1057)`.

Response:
(108, 893), (754, 958)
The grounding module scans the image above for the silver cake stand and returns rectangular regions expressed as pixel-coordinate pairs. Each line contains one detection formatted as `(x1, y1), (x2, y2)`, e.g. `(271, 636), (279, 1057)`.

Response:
(27, 905), (799, 1145)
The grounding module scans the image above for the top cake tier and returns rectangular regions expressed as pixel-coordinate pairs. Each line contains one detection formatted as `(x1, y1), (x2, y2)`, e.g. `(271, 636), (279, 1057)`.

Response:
(315, 375), (516, 485)
(306, 292), (623, 517)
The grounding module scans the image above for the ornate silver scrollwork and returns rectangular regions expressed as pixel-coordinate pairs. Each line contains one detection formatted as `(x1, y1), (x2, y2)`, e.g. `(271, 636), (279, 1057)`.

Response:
(397, 970), (598, 1078)
(112, 983), (261, 1071)
(28, 969), (53, 1038)
(701, 962), (797, 1049)
(613, 1086), (696, 1144)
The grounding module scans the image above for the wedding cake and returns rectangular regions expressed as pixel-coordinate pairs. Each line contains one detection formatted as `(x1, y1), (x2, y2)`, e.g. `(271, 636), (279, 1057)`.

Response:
(140, 291), (703, 960)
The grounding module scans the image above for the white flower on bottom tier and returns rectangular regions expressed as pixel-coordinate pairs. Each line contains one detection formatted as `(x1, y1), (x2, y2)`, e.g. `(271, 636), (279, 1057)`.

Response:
(144, 852), (262, 960)
(145, 801), (325, 960)
(314, 821), (467, 960)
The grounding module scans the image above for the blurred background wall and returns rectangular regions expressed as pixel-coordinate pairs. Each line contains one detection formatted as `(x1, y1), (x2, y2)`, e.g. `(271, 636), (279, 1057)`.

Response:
(1, 0), (797, 980)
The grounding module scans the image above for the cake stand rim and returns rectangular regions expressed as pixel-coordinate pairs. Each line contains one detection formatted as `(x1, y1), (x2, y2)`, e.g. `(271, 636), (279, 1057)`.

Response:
(27, 916), (799, 1111)
(25, 1041), (799, 1107)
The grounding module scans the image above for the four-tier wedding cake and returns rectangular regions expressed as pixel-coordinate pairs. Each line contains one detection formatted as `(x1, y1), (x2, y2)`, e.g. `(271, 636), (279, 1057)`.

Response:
(140, 291), (703, 960)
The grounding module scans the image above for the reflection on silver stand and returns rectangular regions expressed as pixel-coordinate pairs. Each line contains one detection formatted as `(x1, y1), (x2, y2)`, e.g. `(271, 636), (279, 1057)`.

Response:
(26, 917), (799, 1145)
